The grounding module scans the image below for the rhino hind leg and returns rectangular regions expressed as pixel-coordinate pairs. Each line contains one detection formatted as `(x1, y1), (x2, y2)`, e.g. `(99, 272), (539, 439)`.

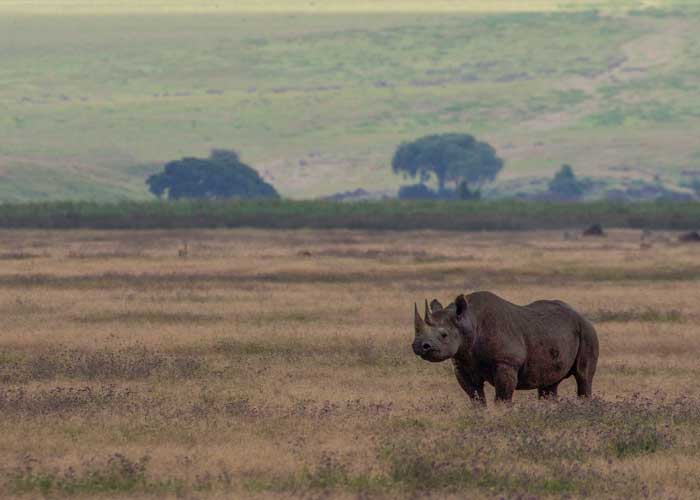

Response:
(573, 319), (599, 398)
(574, 374), (592, 398)
(538, 383), (559, 400)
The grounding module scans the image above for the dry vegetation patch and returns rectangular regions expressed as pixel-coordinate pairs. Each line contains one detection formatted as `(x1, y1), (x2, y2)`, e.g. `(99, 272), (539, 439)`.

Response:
(0, 229), (699, 498)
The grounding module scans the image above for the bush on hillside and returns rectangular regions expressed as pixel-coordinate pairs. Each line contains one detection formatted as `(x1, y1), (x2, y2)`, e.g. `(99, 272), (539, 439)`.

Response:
(147, 149), (278, 200)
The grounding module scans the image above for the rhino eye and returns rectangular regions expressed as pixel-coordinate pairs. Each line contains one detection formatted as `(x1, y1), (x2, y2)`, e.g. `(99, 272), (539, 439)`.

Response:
(440, 331), (448, 339)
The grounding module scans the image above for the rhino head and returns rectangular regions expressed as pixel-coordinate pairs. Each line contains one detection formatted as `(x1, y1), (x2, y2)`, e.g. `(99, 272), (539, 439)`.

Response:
(412, 295), (472, 362)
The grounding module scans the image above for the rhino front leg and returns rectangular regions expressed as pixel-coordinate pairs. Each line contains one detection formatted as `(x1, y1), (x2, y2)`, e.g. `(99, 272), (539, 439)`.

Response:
(454, 364), (486, 405)
(494, 363), (518, 403)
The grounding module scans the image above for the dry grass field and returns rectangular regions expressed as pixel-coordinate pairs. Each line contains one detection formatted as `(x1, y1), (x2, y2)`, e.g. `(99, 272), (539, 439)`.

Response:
(1, 228), (700, 498)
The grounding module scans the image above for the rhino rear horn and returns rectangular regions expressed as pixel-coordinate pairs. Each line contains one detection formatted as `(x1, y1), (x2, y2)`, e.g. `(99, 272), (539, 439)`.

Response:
(424, 299), (433, 324)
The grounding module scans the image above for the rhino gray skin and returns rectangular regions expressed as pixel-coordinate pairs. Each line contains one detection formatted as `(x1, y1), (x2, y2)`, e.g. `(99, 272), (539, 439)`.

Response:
(412, 291), (598, 404)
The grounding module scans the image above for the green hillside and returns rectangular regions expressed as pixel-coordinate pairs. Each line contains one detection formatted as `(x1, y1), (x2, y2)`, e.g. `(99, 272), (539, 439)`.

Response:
(1, 1), (699, 200)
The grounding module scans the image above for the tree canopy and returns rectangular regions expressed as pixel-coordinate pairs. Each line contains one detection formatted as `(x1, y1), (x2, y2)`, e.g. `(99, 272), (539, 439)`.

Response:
(548, 164), (584, 200)
(392, 133), (503, 194)
(146, 149), (278, 200)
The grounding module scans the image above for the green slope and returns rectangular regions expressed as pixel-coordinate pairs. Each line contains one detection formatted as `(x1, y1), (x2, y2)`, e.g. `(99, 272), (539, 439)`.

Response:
(1, 1), (699, 200)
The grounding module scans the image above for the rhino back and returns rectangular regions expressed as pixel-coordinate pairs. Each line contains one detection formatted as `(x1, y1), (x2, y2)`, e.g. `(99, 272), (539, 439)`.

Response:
(467, 293), (583, 389)
(518, 300), (582, 388)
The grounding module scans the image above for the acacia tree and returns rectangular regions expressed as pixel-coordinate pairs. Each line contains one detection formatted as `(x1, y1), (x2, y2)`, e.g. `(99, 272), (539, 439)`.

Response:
(147, 149), (278, 200)
(392, 133), (503, 194)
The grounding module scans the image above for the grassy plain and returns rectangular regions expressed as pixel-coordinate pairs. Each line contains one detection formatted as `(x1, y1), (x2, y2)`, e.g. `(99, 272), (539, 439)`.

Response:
(2, 1), (700, 200)
(1, 228), (700, 498)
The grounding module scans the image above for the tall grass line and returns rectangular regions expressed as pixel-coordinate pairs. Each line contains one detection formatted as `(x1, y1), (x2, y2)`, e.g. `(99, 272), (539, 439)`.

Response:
(0, 199), (700, 230)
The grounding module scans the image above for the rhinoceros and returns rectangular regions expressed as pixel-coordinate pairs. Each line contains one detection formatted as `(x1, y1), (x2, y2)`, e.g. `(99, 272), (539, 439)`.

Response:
(412, 291), (598, 404)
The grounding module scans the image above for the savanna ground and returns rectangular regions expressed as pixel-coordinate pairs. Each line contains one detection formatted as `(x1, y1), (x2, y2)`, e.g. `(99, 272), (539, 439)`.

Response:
(2, 0), (700, 200)
(0, 227), (699, 498)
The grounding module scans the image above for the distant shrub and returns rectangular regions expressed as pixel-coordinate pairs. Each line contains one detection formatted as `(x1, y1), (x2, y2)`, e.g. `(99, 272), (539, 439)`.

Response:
(146, 149), (278, 200)
(398, 184), (439, 200)
(549, 164), (585, 200)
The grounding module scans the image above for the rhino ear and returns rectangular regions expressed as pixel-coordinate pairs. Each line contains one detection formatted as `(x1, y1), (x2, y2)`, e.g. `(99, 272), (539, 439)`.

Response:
(430, 299), (443, 312)
(455, 294), (468, 318)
